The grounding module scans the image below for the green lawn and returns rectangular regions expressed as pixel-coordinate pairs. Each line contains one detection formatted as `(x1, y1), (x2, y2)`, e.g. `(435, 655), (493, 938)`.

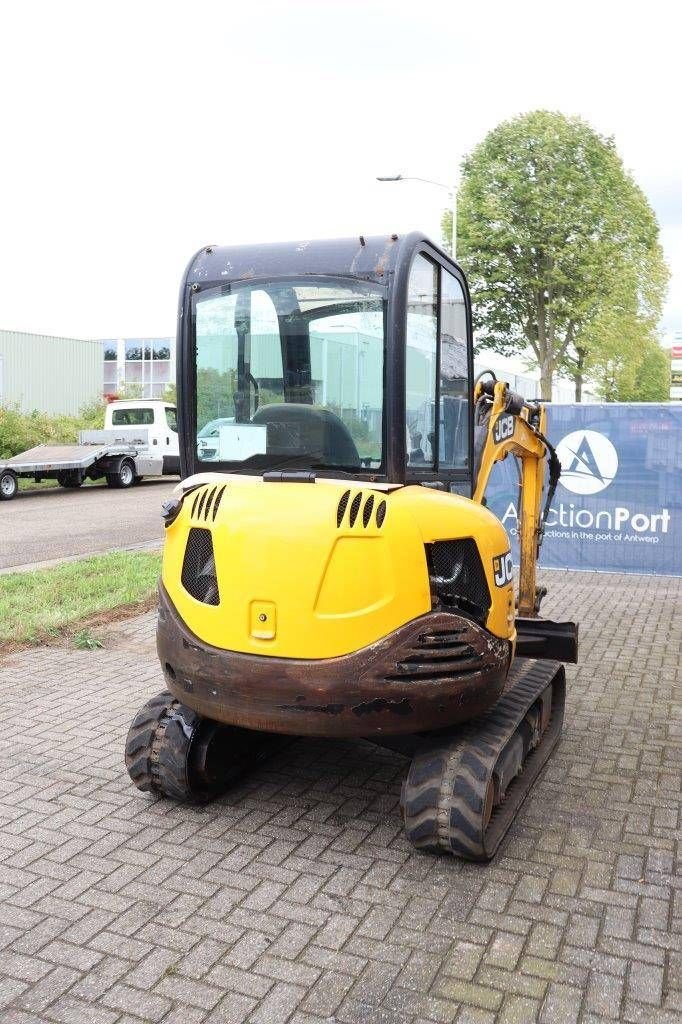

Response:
(0, 550), (162, 646)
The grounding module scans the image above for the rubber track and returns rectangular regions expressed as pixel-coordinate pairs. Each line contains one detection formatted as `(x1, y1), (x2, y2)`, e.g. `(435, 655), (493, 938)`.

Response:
(402, 658), (566, 861)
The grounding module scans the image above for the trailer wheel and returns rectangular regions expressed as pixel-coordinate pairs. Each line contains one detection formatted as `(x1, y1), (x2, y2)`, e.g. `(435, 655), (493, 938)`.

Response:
(57, 471), (83, 489)
(0, 469), (18, 501)
(106, 459), (135, 489)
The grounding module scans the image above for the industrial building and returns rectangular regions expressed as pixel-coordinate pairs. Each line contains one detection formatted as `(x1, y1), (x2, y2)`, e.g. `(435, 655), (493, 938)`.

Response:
(0, 330), (102, 415)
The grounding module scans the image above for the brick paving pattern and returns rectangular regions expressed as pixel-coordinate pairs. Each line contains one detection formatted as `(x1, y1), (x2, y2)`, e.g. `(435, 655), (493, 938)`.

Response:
(0, 569), (680, 1024)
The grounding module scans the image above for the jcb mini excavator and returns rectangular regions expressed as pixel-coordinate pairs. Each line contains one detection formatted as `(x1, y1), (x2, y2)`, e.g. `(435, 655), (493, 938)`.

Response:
(125, 233), (578, 860)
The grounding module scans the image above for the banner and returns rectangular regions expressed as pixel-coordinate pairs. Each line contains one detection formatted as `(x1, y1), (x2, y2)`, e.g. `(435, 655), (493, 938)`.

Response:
(485, 403), (682, 576)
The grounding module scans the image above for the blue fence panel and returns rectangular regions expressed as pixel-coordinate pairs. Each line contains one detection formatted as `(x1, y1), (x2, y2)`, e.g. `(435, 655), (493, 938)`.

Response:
(485, 403), (682, 576)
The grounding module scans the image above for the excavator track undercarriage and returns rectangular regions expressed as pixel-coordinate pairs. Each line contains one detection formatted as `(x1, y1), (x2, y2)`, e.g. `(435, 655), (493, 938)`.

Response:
(126, 657), (565, 861)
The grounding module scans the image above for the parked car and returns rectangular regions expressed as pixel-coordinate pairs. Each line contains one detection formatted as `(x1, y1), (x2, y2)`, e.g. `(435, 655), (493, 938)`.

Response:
(197, 417), (234, 461)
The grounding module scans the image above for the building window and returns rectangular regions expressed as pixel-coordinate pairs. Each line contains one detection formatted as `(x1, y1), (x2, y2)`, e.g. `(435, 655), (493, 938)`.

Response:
(153, 341), (171, 360)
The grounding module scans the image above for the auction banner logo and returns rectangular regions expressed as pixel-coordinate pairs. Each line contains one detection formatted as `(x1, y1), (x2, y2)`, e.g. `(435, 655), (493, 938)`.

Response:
(555, 429), (618, 495)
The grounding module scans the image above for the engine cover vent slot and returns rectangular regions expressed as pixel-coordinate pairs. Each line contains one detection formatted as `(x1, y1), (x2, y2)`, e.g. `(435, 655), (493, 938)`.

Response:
(181, 527), (220, 605)
(426, 539), (491, 622)
(203, 486), (218, 520)
(348, 492), (362, 527)
(376, 500), (387, 528)
(211, 484), (227, 520)
(336, 489), (351, 527)
(362, 494), (375, 527)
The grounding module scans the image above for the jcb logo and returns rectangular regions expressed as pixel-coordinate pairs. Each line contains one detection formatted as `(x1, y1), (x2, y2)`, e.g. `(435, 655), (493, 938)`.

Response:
(493, 551), (513, 587)
(493, 414), (514, 443)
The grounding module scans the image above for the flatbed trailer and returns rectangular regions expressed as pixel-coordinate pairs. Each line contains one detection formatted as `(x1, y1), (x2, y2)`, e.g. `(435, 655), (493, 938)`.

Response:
(0, 440), (144, 499)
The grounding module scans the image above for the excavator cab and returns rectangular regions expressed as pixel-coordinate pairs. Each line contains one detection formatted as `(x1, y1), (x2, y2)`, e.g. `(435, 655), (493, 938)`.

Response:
(177, 233), (474, 491)
(125, 233), (578, 861)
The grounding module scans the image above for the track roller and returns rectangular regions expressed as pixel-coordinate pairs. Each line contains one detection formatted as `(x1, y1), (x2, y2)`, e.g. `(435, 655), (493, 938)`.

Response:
(125, 690), (279, 803)
(402, 658), (565, 861)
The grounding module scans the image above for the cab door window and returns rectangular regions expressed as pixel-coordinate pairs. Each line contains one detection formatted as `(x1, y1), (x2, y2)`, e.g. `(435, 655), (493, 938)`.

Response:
(405, 254), (438, 468)
(439, 271), (469, 469)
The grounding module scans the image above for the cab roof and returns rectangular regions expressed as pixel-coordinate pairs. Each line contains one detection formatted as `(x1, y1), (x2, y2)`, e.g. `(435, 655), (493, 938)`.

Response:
(184, 232), (443, 288)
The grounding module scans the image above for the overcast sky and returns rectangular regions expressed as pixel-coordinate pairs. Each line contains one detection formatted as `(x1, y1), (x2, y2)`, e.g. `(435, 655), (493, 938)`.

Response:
(1, 0), (680, 342)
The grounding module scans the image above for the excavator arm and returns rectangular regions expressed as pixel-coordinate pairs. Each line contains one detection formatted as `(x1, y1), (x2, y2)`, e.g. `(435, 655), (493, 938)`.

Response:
(471, 373), (577, 661)
(472, 374), (559, 616)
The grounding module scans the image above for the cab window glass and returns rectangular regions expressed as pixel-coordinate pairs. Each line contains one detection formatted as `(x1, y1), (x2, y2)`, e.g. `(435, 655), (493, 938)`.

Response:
(439, 271), (469, 469)
(194, 278), (386, 470)
(248, 290), (285, 405)
(406, 254), (437, 468)
(165, 407), (178, 432)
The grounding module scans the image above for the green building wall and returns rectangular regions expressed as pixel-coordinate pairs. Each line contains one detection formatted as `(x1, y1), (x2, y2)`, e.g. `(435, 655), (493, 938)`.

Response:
(0, 330), (102, 415)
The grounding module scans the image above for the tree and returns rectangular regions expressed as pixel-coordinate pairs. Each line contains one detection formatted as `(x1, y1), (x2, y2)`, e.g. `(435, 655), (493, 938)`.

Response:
(589, 334), (670, 402)
(629, 343), (670, 402)
(446, 111), (669, 399)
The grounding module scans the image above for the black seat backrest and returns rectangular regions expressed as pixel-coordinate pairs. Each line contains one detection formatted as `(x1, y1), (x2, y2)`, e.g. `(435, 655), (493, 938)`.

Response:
(252, 404), (360, 467)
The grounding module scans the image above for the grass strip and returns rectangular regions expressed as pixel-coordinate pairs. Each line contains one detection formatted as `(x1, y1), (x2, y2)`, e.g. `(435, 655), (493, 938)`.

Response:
(0, 550), (162, 647)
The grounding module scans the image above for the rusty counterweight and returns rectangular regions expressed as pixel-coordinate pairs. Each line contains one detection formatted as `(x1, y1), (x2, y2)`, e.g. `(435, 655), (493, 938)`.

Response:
(156, 585), (511, 738)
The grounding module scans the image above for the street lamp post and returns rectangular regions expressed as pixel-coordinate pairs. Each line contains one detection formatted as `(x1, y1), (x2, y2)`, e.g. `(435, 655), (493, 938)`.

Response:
(376, 174), (458, 259)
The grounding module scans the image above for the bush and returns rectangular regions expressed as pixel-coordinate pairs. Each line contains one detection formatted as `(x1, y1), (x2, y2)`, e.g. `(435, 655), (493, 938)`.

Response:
(0, 402), (106, 459)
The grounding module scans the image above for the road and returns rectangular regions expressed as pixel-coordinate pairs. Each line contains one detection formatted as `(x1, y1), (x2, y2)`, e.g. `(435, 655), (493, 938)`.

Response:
(0, 479), (177, 570)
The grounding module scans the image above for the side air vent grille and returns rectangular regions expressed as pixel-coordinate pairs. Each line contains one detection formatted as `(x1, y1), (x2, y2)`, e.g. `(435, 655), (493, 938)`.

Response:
(384, 628), (483, 683)
(336, 491), (388, 530)
(426, 539), (491, 622)
(181, 527), (220, 605)
(190, 484), (227, 522)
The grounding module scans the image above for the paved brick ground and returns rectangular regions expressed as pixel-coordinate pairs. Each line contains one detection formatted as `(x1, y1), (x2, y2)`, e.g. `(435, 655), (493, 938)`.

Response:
(0, 570), (680, 1024)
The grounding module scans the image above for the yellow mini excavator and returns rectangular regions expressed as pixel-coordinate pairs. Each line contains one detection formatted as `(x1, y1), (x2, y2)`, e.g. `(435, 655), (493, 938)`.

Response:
(125, 233), (578, 860)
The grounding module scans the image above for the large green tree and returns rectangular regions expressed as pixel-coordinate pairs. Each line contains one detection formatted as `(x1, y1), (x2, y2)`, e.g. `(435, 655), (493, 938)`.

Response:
(444, 111), (669, 399)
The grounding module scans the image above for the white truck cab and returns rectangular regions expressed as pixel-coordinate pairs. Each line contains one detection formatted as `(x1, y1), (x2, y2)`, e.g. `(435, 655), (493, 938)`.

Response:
(104, 400), (180, 475)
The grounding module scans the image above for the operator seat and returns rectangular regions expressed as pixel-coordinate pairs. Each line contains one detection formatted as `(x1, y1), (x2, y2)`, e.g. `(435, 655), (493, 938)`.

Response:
(252, 403), (360, 467)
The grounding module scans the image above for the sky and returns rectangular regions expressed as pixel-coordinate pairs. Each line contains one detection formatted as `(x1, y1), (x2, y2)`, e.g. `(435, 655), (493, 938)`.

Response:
(0, 0), (680, 342)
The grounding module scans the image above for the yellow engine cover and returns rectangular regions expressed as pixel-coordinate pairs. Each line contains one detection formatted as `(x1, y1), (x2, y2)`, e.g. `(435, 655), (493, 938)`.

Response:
(162, 475), (515, 659)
